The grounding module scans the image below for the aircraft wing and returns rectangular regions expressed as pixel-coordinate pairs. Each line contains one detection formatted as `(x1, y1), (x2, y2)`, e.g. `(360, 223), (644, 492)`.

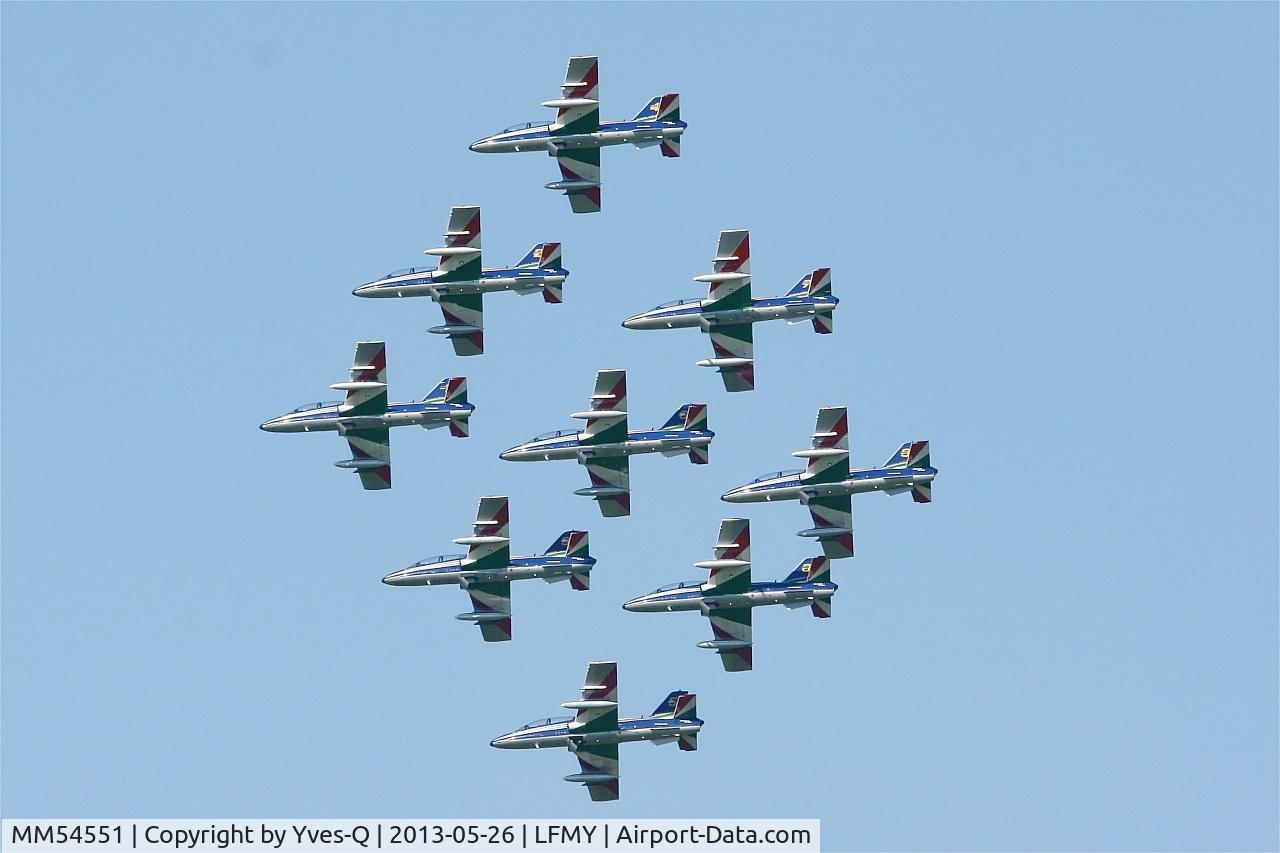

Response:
(706, 607), (752, 672)
(701, 518), (751, 594)
(802, 493), (854, 559)
(707, 322), (754, 392)
(427, 205), (482, 284)
(341, 427), (391, 490)
(549, 56), (600, 136)
(581, 456), (630, 518)
(579, 369), (628, 444)
(565, 660), (620, 799)
(553, 148), (602, 214)
(436, 292), (485, 356)
(458, 495), (511, 571)
(569, 742), (619, 802)
(463, 579), (512, 642)
(699, 230), (752, 311)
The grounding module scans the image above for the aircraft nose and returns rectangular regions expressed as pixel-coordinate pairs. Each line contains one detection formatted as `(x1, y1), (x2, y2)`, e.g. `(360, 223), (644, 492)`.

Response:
(721, 486), (748, 503)
(260, 418), (282, 433)
(621, 316), (639, 330)
(489, 734), (514, 748)
(499, 449), (513, 461)
(622, 599), (638, 612)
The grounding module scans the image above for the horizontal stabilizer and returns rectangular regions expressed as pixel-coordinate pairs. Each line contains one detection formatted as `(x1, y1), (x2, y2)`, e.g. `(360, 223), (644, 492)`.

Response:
(678, 731), (698, 751)
(913, 482), (933, 503)
(812, 598), (833, 618)
(688, 445), (709, 465)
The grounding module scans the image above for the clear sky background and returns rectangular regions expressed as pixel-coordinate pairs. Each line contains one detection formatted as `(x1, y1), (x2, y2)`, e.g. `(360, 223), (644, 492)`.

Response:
(3, 3), (1277, 850)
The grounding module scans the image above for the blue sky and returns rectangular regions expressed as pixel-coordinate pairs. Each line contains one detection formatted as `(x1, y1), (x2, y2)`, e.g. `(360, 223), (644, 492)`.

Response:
(2, 3), (1276, 850)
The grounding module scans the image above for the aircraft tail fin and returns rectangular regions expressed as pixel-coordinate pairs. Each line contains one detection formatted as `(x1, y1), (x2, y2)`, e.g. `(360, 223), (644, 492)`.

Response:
(650, 689), (692, 718)
(423, 376), (468, 405)
(782, 555), (830, 584)
(522, 242), (566, 304)
(634, 93), (680, 122)
(423, 377), (469, 437)
(661, 402), (709, 432)
(811, 598), (832, 618)
(516, 242), (563, 270)
(912, 481), (933, 504)
(884, 440), (930, 469)
(544, 530), (589, 559)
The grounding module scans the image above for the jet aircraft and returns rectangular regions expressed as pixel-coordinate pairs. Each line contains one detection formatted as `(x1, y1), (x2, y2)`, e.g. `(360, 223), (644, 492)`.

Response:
(353, 205), (567, 356)
(623, 229), (837, 391)
(721, 406), (935, 558)
(623, 519), (836, 672)
(490, 661), (702, 802)
(381, 496), (594, 643)
(259, 341), (471, 490)
(499, 369), (712, 517)
(469, 56), (685, 213)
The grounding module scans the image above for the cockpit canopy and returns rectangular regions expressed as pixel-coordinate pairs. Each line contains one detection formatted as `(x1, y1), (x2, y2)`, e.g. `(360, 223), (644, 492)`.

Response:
(384, 267), (433, 279)
(519, 715), (572, 730)
(503, 120), (545, 133)
(532, 428), (579, 441)
(412, 553), (465, 567)
(652, 581), (700, 593)
(748, 468), (803, 484)
(291, 401), (341, 413)
(655, 298), (701, 309)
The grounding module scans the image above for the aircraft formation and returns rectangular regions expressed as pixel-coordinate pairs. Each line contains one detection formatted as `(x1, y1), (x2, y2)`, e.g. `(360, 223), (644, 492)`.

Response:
(260, 56), (938, 801)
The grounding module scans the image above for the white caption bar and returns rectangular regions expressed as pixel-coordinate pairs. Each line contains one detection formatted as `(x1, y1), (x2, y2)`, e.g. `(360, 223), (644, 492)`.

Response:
(3, 820), (819, 852)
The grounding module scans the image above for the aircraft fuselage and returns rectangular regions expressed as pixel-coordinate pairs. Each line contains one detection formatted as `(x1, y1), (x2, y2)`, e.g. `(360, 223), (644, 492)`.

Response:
(382, 554), (596, 587)
(500, 428), (713, 463)
(259, 400), (472, 434)
(470, 120), (685, 155)
(722, 465), (938, 503)
(490, 715), (702, 750)
(353, 266), (568, 299)
(623, 294), (839, 331)
(623, 580), (838, 613)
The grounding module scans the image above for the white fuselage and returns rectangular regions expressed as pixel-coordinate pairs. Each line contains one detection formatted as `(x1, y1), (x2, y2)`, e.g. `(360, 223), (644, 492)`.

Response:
(353, 269), (567, 299)
(490, 716), (701, 750)
(260, 401), (470, 434)
(470, 121), (684, 155)
(382, 555), (591, 587)
(500, 430), (712, 463)
(722, 467), (938, 503)
(623, 582), (837, 614)
(623, 295), (839, 331)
